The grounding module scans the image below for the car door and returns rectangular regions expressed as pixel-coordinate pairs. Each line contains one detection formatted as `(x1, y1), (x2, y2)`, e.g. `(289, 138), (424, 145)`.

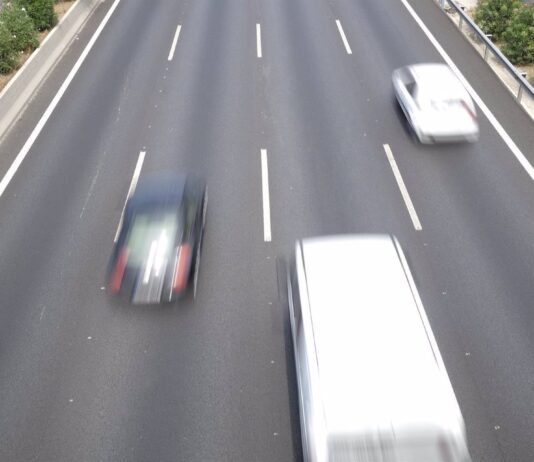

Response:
(395, 67), (418, 122)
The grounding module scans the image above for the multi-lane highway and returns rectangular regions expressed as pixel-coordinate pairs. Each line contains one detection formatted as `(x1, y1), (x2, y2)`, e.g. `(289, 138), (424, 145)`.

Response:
(0, 0), (533, 460)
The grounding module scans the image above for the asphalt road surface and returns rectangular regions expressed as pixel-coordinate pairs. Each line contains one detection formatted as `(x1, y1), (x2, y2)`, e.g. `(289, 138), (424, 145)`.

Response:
(0, 0), (533, 461)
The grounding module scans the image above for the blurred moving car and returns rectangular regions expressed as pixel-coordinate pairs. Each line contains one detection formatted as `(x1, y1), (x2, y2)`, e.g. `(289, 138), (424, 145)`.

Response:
(287, 234), (472, 462)
(108, 173), (207, 304)
(393, 63), (479, 143)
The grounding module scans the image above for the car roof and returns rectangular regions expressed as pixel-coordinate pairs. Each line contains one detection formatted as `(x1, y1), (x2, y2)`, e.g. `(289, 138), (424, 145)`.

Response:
(408, 63), (468, 98)
(299, 234), (463, 436)
(128, 173), (188, 210)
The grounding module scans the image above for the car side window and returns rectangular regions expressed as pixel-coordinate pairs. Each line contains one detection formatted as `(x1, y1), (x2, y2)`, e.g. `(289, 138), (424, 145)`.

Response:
(401, 68), (417, 98)
(290, 259), (303, 334)
(406, 81), (416, 97)
(183, 186), (197, 236)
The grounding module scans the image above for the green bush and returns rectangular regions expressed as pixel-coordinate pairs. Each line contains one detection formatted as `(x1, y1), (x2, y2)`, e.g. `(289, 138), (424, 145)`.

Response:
(474, 0), (522, 41)
(0, 21), (18, 74)
(18, 0), (57, 31)
(502, 5), (534, 65)
(0, 1), (38, 52)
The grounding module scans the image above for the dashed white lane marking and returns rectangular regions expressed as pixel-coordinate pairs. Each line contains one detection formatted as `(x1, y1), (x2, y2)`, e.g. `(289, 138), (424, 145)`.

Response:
(261, 149), (272, 242)
(114, 150), (146, 242)
(383, 144), (422, 231)
(0, 0), (122, 199)
(167, 24), (182, 61)
(80, 165), (101, 218)
(256, 23), (262, 58)
(400, 0), (534, 181)
(335, 20), (352, 55)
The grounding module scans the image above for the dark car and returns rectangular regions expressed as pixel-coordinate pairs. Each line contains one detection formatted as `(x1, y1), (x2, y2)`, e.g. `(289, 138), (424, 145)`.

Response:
(108, 173), (207, 304)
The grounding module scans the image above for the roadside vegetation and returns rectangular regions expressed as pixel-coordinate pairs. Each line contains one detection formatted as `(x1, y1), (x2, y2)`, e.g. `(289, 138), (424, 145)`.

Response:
(475, 0), (534, 66)
(0, 0), (72, 83)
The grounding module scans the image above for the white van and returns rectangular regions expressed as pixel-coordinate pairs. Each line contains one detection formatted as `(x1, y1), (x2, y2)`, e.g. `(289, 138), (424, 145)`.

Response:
(287, 234), (472, 462)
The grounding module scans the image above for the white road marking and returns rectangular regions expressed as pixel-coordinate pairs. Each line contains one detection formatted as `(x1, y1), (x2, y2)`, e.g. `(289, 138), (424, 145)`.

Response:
(167, 24), (182, 61)
(261, 149), (272, 242)
(80, 165), (101, 218)
(335, 20), (352, 55)
(0, 0), (122, 199)
(383, 144), (422, 231)
(400, 0), (534, 181)
(256, 23), (262, 58)
(114, 150), (146, 242)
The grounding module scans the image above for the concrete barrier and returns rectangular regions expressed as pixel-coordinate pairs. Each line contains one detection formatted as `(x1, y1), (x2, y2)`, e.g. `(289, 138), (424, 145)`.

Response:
(0, 0), (102, 140)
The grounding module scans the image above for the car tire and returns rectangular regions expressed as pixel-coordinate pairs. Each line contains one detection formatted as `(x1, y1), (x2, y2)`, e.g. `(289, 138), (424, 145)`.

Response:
(193, 189), (208, 299)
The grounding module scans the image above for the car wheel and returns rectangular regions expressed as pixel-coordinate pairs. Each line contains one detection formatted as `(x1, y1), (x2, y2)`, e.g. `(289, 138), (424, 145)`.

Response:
(193, 242), (201, 299)
(193, 189), (208, 299)
(202, 187), (208, 229)
(406, 117), (420, 143)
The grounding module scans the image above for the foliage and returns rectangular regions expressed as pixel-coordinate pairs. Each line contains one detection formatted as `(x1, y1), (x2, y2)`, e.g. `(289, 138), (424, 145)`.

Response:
(0, 20), (17, 73)
(474, 0), (522, 41)
(18, 0), (57, 31)
(0, 1), (38, 52)
(502, 5), (534, 65)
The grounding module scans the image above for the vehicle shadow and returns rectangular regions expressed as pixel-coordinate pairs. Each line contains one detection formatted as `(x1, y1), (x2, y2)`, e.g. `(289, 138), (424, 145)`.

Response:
(276, 257), (304, 462)
(392, 95), (418, 143)
(105, 286), (197, 318)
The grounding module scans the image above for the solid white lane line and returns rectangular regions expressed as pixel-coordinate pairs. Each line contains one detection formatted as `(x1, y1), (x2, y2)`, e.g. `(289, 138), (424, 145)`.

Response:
(400, 0), (534, 181)
(0, 0), (122, 200)
(114, 150), (146, 242)
(167, 24), (182, 61)
(335, 20), (352, 55)
(383, 144), (422, 231)
(261, 149), (272, 242)
(256, 23), (262, 58)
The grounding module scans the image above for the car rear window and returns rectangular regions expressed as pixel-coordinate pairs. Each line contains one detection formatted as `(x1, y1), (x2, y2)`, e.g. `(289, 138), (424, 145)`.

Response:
(125, 211), (182, 268)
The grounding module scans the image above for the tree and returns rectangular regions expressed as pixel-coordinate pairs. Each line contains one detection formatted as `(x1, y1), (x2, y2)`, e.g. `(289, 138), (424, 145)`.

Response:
(0, 20), (17, 73)
(0, 1), (38, 53)
(474, 0), (522, 41)
(502, 5), (534, 65)
(17, 0), (57, 31)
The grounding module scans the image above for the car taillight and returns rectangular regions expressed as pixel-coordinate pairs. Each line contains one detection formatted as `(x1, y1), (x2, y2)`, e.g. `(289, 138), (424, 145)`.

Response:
(109, 247), (129, 293)
(173, 244), (191, 292)
(461, 100), (477, 122)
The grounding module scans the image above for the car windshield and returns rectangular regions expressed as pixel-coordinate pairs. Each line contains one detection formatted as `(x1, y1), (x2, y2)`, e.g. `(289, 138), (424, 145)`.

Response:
(125, 209), (182, 269)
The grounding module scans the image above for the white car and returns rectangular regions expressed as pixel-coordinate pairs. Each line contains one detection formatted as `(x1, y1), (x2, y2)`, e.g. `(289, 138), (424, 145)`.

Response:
(392, 63), (479, 143)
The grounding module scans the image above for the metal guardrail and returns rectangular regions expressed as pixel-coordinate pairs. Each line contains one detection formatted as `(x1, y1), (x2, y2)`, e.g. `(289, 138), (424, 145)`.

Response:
(436, 0), (534, 105)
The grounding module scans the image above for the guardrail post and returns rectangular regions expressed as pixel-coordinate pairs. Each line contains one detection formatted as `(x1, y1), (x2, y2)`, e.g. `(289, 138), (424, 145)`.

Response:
(517, 72), (528, 102)
(484, 34), (492, 61)
(458, 7), (465, 29)
(517, 85), (524, 102)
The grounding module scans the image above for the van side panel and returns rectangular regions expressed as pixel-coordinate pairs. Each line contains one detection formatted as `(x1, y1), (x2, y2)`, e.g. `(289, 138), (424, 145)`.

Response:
(287, 235), (471, 462)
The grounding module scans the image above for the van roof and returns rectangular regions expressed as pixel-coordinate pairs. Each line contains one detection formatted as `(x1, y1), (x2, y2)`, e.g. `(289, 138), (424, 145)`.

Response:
(300, 234), (463, 437)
